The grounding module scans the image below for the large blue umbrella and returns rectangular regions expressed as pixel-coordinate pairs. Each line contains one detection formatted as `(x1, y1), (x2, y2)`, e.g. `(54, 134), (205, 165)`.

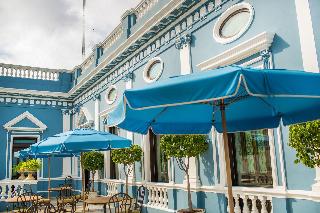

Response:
(106, 65), (320, 213)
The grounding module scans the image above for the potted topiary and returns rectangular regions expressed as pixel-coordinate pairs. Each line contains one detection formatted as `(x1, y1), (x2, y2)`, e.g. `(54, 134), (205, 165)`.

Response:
(111, 145), (143, 194)
(24, 159), (41, 180)
(160, 135), (208, 213)
(81, 151), (104, 198)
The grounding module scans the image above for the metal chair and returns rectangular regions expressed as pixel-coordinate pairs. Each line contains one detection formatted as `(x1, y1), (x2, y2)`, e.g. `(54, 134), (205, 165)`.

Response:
(133, 185), (145, 213)
(56, 188), (77, 213)
(108, 192), (132, 213)
(15, 192), (40, 213)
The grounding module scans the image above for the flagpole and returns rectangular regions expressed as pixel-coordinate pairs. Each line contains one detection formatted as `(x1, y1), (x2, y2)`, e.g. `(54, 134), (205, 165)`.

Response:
(220, 100), (234, 213)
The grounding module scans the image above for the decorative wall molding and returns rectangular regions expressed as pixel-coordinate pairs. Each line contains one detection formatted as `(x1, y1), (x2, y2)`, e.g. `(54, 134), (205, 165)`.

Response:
(213, 2), (254, 44)
(197, 31), (275, 70)
(143, 57), (164, 83)
(175, 34), (192, 50)
(3, 111), (47, 132)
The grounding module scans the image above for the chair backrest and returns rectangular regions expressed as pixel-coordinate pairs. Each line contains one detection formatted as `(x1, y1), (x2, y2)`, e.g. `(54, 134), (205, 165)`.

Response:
(135, 185), (146, 210)
(108, 193), (132, 213)
(64, 176), (73, 187)
(16, 192), (39, 213)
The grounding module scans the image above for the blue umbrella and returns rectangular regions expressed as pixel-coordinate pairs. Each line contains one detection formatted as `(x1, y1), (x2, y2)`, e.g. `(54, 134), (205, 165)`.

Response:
(24, 129), (131, 201)
(30, 128), (131, 155)
(106, 65), (320, 213)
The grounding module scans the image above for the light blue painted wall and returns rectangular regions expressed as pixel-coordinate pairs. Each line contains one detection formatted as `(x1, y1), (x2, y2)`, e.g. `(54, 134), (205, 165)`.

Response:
(309, 0), (320, 69)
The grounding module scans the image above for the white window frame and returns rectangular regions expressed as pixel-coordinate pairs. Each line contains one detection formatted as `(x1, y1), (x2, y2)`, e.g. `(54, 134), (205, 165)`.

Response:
(105, 85), (118, 105)
(143, 57), (164, 83)
(213, 2), (254, 44)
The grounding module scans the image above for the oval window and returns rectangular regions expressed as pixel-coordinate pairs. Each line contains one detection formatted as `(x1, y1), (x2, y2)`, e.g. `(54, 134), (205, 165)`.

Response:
(213, 3), (254, 44)
(143, 57), (164, 83)
(106, 86), (117, 104)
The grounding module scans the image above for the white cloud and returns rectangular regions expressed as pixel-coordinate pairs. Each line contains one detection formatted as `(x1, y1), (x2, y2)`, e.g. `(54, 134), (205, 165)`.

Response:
(0, 0), (140, 69)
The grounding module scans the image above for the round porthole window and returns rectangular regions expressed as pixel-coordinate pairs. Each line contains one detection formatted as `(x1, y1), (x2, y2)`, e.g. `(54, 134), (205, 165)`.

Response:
(213, 3), (254, 44)
(143, 57), (164, 83)
(105, 86), (117, 105)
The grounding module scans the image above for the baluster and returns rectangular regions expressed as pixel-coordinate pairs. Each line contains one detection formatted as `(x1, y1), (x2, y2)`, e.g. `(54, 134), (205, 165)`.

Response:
(234, 194), (241, 213)
(17, 69), (21, 77)
(147, 187), (152, 205)
(42, 71), (46, 80)
(21, 69), (25, 78)
(164, 188), (168, 208)
(25, 70), (29, 78)
(252, 196), (258, 213)
(159, 188), (164, 207)
(3, 67), (7, 76)
(7, 68), (12, 77)
(46, 72), (50, 80)
(243, 195), (250, 213)
(38, 71), (42, 79)
(261, 196), (268, 213)
(0, 184), (4, 200)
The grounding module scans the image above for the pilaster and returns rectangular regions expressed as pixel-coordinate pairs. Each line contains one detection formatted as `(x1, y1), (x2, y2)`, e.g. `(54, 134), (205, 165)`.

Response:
(175, 34), (192, 75)
(94, 94), (101, 131)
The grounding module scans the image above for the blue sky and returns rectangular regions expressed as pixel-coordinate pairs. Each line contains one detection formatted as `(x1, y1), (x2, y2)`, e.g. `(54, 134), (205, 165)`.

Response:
(0, 0), (140, 69)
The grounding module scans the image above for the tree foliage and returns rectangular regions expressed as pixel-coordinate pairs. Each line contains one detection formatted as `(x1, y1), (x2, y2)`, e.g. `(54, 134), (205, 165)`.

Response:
(289, 120), (320, 168)
(160, 135), (208, 161)
(111, 145), (143, 166)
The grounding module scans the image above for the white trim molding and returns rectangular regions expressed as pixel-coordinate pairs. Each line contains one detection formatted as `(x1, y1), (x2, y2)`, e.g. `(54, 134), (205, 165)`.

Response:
(197, 32), (275, 71)
(213, 2), (255, 44)
(3, 111), (47, 132)
(294, 0), (319, 73)
(143, 57), (164, 83)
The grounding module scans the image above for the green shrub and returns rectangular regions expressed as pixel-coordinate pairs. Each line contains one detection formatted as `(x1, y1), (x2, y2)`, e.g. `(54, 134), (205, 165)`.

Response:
(289, 120), (320, 168)
(81, 151), (104, 192)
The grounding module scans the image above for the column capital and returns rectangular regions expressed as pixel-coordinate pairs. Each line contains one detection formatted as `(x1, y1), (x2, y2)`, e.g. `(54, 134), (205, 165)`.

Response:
(93, 93), (101, 101)
(175, 34), (192, 50)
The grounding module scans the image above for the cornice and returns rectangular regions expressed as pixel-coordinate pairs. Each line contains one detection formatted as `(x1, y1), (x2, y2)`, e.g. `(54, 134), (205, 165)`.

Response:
(67, 0), (189, 98)
(0, 87), (69, 99)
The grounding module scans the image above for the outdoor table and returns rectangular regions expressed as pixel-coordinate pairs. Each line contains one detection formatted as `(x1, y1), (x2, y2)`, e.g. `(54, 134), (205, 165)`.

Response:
(5, 195), (43, 212)
(84, 196), (124, 213)
(5, 195), (43, 203)
(48, 186), (72, 197)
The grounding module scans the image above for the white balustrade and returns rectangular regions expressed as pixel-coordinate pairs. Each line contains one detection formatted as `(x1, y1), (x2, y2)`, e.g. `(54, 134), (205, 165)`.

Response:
(105, 181), (118, 196)
(135, 0), (159, 20)
(0, 181), (26, 200)
(146, 183), (168, 209)
(101, 24), (123, 50)
(230, 192), (272, 213)
(0, 63), (60, 81)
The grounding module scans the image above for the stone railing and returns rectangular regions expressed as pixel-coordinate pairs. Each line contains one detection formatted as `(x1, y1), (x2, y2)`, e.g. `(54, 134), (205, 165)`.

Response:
(0, 181), (30, 200)
(0, 63), (61, 81)
(101, 24), (124, 50)
(146, 182), (169, 209)
(135, 0), (159, 20)
(105, 180), (119, 196)
(230, 190), (273, 213)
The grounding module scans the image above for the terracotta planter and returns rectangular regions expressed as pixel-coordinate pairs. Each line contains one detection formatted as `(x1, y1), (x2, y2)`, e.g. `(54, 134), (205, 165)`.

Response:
(25, 172), (35, 180)
(18, 172), (26, 180)
(177, 208), (205, 213)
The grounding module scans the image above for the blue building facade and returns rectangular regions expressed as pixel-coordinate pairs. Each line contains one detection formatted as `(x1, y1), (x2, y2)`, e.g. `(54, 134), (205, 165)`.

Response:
(1, 0), (320, 212)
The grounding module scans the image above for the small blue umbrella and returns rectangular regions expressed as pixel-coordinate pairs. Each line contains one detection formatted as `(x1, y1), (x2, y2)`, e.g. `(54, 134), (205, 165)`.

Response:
(106, 65), (320, 213)
(30, 128), (131, 155)
(23, 129), (131, 200)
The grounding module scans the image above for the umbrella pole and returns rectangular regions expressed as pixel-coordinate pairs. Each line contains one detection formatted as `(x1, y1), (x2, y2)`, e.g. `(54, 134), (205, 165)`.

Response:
(220, 100), (235, 213)
(48, 157), (51, 200)
(81, 153), (85, 213)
